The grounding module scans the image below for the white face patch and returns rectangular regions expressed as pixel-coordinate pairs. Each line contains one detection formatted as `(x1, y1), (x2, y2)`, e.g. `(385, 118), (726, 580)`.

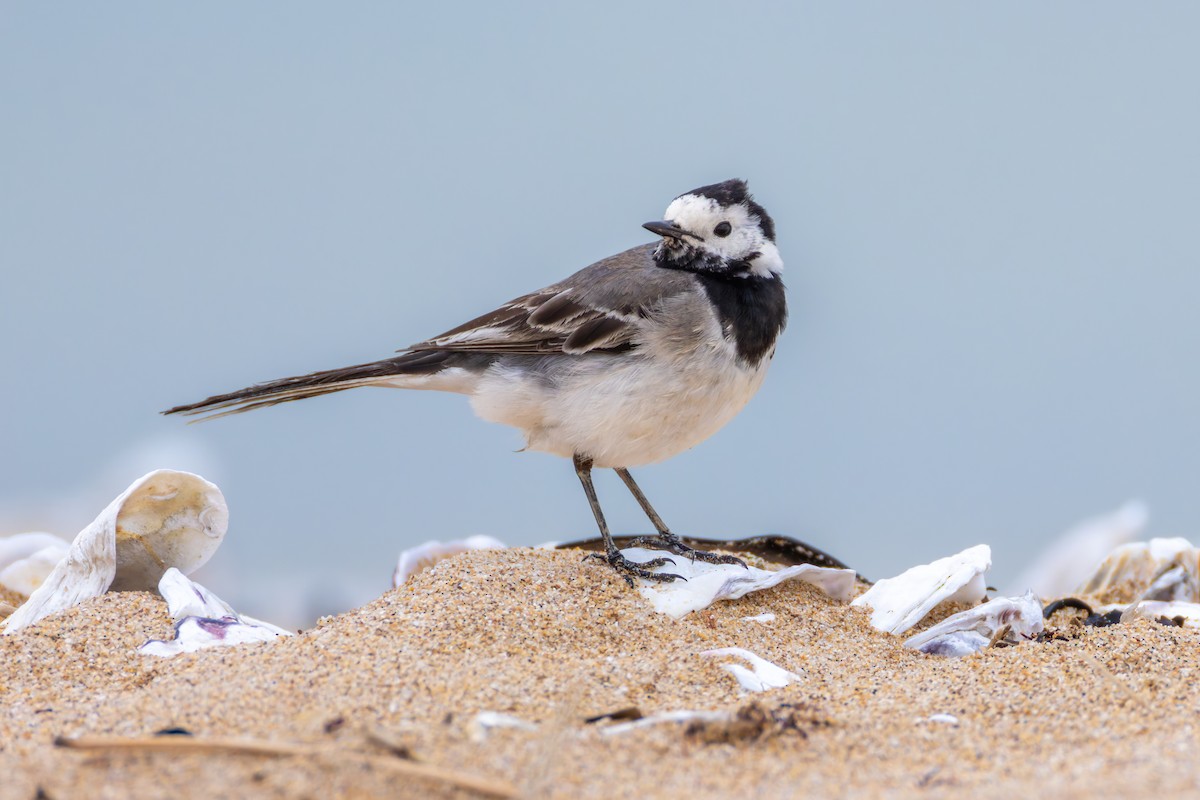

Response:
(661, 194), (783, 278)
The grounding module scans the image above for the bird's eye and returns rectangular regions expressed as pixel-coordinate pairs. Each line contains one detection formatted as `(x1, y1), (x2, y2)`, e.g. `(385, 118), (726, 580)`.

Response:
(713, 221), (732, 238)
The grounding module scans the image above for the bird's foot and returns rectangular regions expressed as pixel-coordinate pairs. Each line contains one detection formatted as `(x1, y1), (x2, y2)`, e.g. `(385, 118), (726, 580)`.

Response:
(584, 551), (684, 586)
(626, 534), (748, 568)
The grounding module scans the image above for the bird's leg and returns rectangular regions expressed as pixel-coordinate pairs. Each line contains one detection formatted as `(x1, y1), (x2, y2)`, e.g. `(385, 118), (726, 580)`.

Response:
(573, 454), (682, 585)
(615, 467), (747, 568)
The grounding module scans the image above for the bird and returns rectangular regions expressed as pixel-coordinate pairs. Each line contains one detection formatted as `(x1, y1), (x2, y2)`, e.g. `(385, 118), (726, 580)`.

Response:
(164, 178), (787, 584)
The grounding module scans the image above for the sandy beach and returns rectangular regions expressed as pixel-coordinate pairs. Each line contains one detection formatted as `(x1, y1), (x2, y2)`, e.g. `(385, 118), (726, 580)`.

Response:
(2, 546), (1197, 799)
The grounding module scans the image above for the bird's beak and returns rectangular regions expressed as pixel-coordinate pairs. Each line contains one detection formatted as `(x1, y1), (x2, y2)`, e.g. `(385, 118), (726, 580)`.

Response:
(643, 220), (692, 240)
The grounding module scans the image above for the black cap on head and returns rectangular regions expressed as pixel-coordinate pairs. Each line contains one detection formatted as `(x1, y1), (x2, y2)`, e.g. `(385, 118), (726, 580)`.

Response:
(682, 178), (776, 242)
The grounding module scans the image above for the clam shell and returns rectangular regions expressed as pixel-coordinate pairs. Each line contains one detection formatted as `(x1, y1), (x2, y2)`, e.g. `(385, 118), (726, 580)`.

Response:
(851, 544), (991, 635)
(0, 532), (70, 597)
(904, 590), (1044, 657)
(392, 535), (507, 587)
(109, 471), (227, 591)
(627, 546), (858, 619)
(138, 568), (289, 657)
(701, 647), (801, 692)
(1122, 600), (1200, 627)
(3, 470), (227, 633)
(1076, 537), (1199, 603)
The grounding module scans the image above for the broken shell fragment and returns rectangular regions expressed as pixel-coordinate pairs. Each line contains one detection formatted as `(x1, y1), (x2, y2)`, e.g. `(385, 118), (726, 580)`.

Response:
(601, 704), (800, 743)
(600, 710), (733, 737)
(3, 470), (227, 634)
(392, 535), (507, 587)
(0, 532), (69, 597)
(468, 712), (538, 743)
(903, 591), (1044, 657)
(139, 568), (290, 657)
(139, 616), (282, 657)
(922, 714), (960, 725)
(558, 533), (854, 572)
(1076, 537), (1200, 604)
(1121, 600), (1200, 628)
(110, 472), (227, 591)
(701, 647), (801, 692)
(1141, 564), (1200, 603)
(627, 547), (857, 619)
(851, 545), (991, 634)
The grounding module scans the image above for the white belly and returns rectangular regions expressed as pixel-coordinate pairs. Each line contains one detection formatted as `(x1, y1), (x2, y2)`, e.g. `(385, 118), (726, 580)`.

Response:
(467, 340), (772, 469)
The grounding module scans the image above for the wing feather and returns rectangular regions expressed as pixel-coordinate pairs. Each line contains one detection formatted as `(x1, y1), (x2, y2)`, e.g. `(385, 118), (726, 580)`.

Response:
(562, 315), (630, 354)
(399, 244), (692, 357)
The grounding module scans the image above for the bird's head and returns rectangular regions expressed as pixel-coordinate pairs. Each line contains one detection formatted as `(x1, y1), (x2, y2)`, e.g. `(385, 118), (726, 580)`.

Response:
(644, 179), (782, 279)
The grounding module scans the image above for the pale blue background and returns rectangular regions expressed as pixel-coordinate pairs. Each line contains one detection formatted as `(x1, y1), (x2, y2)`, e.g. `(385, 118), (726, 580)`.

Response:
(3, 3), (1199, 624)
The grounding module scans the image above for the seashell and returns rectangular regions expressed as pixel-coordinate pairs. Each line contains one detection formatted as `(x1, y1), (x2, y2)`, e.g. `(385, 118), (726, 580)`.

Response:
(1140, 565), (1198, 602)
(3, 470), (227, 633)
(701, 647), (801, 692)
(138, 568), (290, 657)
(468, 712), (538, 742)
(392, 535), (507, 587)
(556, 533), (854, 572)
(627, 547), (858, 619)
(921, 714), (960, 725)
(903, 591), (1044, 657)
(600, 710), (733, 737)
(1121, 600), (1200, 628)
(851, 545), (991, 635)
(1005, 501), (1147, 597)
(1076, 537), (1200, 603)
(0, 532), (69, 574)
(0, 532), (70, 596)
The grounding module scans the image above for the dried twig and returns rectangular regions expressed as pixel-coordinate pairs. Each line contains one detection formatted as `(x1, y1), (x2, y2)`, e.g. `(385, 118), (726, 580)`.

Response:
(55, 734), (517, 798)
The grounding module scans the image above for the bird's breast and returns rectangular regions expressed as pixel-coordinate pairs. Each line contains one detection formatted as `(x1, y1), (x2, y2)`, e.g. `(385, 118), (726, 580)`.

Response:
(469, 331), (773, 468)
(693, 273), (788, 367)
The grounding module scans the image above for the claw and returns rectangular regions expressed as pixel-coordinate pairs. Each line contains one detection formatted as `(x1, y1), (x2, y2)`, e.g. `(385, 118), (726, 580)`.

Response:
(626, 534), (748, 569)
(584, 551), (685, 585)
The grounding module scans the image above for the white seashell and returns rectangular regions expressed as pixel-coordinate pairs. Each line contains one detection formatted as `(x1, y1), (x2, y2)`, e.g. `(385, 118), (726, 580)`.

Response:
(0, 532), (69, 573)
(924, 713), (960, 725)
(392, 535), (507, 587)
(1141, 566), (1198, 602)
(600, 710), (733, 736)
(741, 612), (776, 623)
(851, 545), (991, 635)
(3, 470), (228, 634)
(0, 533), (70, 596)
(155, 565), (239, 620)
(469, 712), (538, 742)
(1076, 537), (1200, 601)
(1005, 501), (1147, 597)
(904, 591), (1044, 657)
(109, 473), (228, 591)
(628, 547), (857, 619)
(701, 647), (801, 692)
(911, 632), (989, 657)
(138, 568), (290, 657)
(1121, 600), (1200, 627)
(138, 616), (284, 657)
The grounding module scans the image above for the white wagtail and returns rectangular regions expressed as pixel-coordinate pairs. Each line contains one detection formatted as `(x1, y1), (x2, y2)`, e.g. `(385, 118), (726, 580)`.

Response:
(165, 179), (787, 584)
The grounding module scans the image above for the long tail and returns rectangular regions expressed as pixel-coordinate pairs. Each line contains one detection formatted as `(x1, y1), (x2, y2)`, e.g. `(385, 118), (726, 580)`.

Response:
(162, 349), (457, 421)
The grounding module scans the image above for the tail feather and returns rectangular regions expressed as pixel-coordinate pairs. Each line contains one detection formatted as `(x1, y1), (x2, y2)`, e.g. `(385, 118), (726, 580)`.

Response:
(162, 350), (455, 420)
